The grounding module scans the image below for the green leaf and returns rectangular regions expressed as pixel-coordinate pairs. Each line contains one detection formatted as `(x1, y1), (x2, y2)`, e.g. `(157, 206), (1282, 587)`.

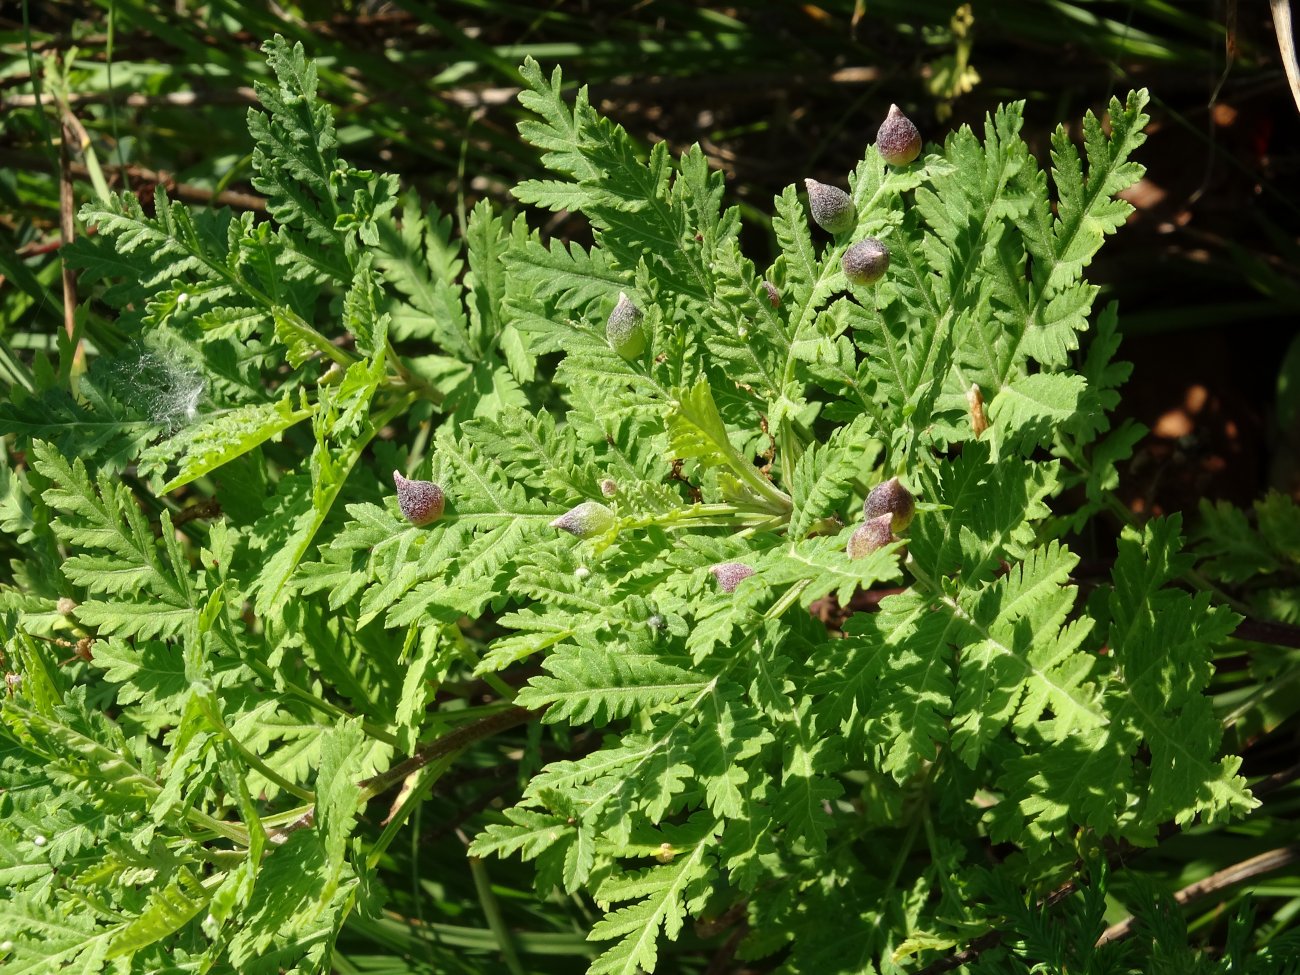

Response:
(587, 823), (715, 975)
(518, 647), (710, 726)
(377, 192), (473, 352)
(107, 868), (208, 958)
(949, 542), (1102, 766)
(788, 416), (877, 538)
(667, 380), (789, 512)
(987, 372), (1087, 454)
(142, 395), (314, 492)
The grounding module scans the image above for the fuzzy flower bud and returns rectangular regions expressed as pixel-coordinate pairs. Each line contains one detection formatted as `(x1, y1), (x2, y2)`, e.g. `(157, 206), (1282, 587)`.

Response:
(709, 562), (755, 594)
(393, 471), (445, 526)
(848, 513), (896, 558)
(804, 178), (856, 235)
(550, 500), (615, 539)
(842, 238), (889, 286)
(600, 478), (619, 497)
(606, 292), (647, 359)
(863, 477), (915, 532)
(876, 104), (922, 166)
(762, 280), (781, 308)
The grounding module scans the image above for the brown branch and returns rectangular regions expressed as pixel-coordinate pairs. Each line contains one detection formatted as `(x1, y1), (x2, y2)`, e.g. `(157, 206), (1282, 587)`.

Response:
(1251, 760), (1300, 799)
(917, 931), (1002, 975)
(1096, 843), (1300, 946)
(171, 499), (222, 527)
(57, 113), (77, 344)
(5, 149), (266, 211)
(14, 10), (421, 59)
(1232, 618), (1300, 650)
(15, 237), (67, 257)
(703, 922), (749, 975)
(1, 86), (258, 109)
(88, 160), (267, 211)
(357, 705), (540, 801)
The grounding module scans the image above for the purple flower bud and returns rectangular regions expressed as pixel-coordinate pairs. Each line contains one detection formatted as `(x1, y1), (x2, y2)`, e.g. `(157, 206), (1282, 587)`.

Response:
(847, 513), (895, 559)
(709, 562), (755, 594)
(876, 104), (922, 167)
(550, 500), (615, 539)
(863, 476), (915, 532)
(600, 478), (619, 497)
(804, 178), (856, 235)
(842, 238), (889, 286)
(606, 292), (647, 359)
(393, 471), (445, 526)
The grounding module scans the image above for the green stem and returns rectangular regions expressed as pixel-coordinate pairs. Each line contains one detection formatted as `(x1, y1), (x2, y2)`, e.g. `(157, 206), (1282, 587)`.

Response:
(627, 502), (779, 534)
(184, 807), (249, 846)
(1217, 663), (1300, 729)
(20, 0), (53, 153)
(732, 514), (794, 540)
(921, 771), (962, 908)
(882, 809), (923, 897)
(779, 415), (804, 473)
(469, 855), (527, 975)
(881, 759), (941, 901)
(386, 339), (445, 405)
(365, 754), (456, 870)
(733, 456), (794, 515)
(240, 655), (398, 748)
(448, 623), (515, 701)
(267, 308), (351, 369)
(202, 700), (315, 803)
(765, 580), (811, 620)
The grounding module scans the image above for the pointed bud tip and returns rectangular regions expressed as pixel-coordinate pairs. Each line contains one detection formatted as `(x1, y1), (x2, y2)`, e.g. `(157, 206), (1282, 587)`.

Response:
(863, 477), (915, 532)
(877, 104), (922, 166)
(394, 471), (445, 526)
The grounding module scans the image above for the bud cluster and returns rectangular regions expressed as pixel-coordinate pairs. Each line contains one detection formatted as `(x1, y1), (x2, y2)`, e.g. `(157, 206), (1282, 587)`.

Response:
(847, 477), (916, 559)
